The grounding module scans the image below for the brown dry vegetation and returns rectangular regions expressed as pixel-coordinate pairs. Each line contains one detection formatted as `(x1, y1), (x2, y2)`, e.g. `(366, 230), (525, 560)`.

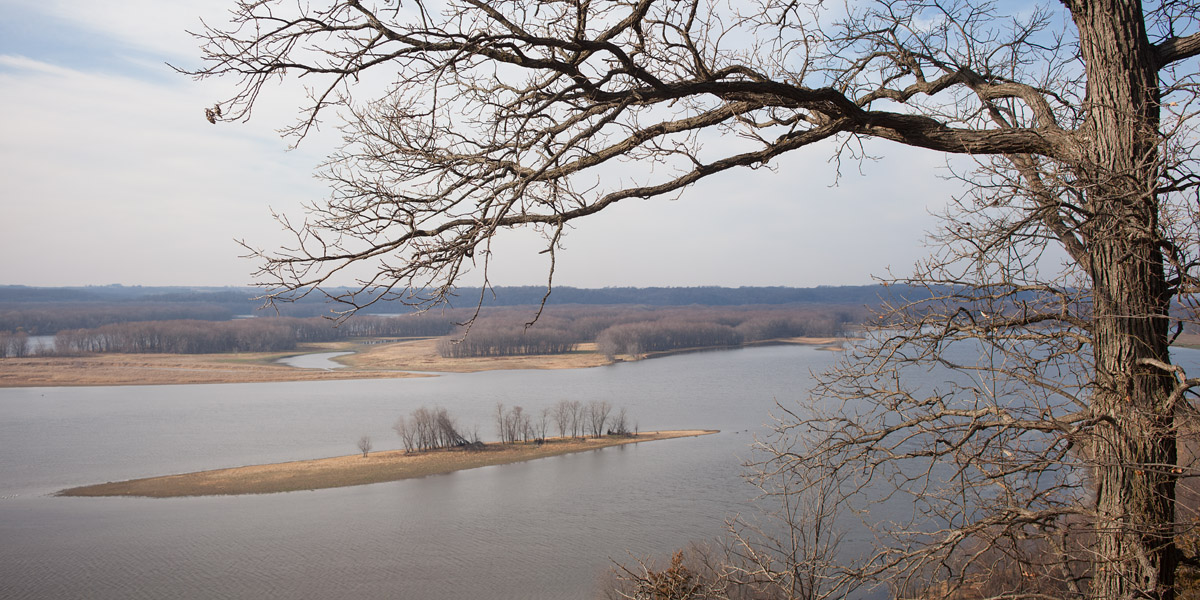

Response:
(0, 336), (845, 388)
(0, 338), (606, 387)
(59, 430), (718, 498)
(0, 342), (423, 387)
(344, 337), (614, 372)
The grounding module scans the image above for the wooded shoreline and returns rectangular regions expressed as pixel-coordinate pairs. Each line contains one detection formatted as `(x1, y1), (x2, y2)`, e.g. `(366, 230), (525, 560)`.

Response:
(58, 430), (719, 498)
(0, 336), (845, 388)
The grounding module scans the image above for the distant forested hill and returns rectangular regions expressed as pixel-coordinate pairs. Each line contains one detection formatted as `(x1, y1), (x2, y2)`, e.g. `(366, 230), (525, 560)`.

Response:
(0, 284), (899, 334)
(444, 285), (895, 307)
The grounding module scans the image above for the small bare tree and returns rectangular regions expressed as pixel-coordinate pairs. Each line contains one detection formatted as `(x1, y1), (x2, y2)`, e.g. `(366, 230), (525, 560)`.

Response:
(537, 407), (551, 442)
(495, 402), (508, 444)
(610, 407), (631, 436)
(730, 413), (863, 600)
(356, 435), (372, 458)
(392, 416), (415, 452)
(612, 550), (716, 600)
(588, 400), (614, 438)
(553, 400), (573, 439)
(569, 400), (585, 439)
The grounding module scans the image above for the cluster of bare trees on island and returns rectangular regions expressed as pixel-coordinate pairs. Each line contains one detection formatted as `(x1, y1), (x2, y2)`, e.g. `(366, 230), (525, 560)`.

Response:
(391, 406), (473, 453)
(496, 400), (633, 444)
(386, 400), (634, 455)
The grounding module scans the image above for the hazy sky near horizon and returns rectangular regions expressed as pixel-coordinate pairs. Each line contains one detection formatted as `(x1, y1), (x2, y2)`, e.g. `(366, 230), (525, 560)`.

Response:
(0, 1), (966, 289)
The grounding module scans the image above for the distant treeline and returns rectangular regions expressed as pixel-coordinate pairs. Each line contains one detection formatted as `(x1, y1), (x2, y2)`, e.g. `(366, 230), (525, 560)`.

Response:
(0, 285), (877, 358)
(596, 321), (743, 356)
(0, 284), (893, 306)
(0, 304), (236, 336)
(436, 327), (579, 358)
(441, 285), (892, 307)
(54, 319), (303, 354)
(0, 284), (896, 329)
(43, 315), (456, 356)
(0, 305), (861, 358)
(435, 305), (862, 359)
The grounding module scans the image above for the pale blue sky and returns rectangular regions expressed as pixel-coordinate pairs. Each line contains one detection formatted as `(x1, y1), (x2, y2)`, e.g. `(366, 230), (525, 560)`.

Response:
(0, 1), (959, 288)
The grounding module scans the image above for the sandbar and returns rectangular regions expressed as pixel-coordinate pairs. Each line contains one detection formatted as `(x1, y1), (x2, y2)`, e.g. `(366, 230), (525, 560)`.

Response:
(58, 430), (719, 498)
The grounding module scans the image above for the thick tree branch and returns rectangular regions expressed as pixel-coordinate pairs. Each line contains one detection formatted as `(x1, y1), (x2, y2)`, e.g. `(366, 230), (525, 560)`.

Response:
(1155, 32), (1200, 68)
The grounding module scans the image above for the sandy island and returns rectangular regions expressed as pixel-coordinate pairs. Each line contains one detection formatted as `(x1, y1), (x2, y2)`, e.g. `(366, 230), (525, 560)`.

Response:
(58, 430), (718, 498)
(0, 336), (846, 387)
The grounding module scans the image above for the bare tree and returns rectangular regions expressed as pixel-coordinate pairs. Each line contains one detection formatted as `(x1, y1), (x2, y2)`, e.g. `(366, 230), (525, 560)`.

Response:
(588, 400), (613, 438)
(495, 402), (509, 444)
(495, 403), (531, 443)
(392, 416), (416, 452)
(553, 400), (573, 439)
(730, 414), (865, 600)
(611, 550), (718, 600)
(610, 407), (631, 436)
(412, 406), (434, 450)
(568, 400), (584, 439)
(513, 405), (530, 443)
(357, 435), (372, 458)
(0, 332), (29, 359)
(433, 407), (467, 447)
(397, 405), (466, 451)
(537, 406), (551, 442)
(189, 2), (1200, 597)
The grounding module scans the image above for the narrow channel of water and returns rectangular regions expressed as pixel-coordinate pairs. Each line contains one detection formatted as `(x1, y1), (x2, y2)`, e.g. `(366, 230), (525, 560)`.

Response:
(275, 350), (354, 369)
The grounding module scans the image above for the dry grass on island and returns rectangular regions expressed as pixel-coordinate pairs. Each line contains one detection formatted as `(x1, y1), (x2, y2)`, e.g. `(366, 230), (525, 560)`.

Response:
(58, 430), (718, 498)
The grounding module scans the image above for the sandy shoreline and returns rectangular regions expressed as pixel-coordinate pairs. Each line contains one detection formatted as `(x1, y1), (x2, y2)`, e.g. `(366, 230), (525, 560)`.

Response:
(58, 430), (719, 498)
(0, 336), (845, 388)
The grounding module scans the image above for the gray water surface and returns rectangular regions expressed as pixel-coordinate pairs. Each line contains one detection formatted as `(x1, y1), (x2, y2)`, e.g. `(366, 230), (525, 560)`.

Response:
(9, 343), (1194, 600)
(0, 345), (827, 600)
(276, 351), (354, 369)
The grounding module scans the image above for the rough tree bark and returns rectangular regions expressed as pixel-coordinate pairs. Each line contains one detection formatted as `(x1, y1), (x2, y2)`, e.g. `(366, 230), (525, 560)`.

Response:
(1073, 1), (1176, 595)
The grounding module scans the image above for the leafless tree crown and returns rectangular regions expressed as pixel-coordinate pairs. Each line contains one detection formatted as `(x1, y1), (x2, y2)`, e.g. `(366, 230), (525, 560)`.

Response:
(188, 1), (1200, 598)
(183, 0), (1186, 311)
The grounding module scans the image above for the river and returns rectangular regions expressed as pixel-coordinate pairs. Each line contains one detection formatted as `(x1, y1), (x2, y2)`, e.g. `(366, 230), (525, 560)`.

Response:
(0, 345), (834, 600)
(6, 343), (1198, 599)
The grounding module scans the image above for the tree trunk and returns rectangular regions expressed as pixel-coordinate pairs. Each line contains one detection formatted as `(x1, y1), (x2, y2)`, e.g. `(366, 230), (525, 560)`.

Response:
(1072, 1), (1177, 598)
(1089, 244), (1177, 600)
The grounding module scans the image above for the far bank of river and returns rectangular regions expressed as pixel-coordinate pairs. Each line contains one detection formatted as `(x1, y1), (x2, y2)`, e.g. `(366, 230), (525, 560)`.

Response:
(0, 337), (846, 388)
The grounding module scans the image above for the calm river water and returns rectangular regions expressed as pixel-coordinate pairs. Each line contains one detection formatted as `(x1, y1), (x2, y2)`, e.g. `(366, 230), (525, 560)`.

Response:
(6, 344), (1199, 600)
(0, 345), (837, 600)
